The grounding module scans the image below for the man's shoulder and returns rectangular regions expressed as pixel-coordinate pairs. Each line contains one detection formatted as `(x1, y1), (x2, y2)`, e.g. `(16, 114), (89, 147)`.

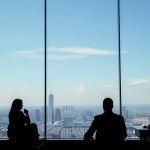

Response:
(95, 114), (103, 118)
(94, 114), (103, 120)
(95, 113), (123, 119)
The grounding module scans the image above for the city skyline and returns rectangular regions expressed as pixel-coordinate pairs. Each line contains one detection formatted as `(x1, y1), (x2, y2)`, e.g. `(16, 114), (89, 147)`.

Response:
(1, 103), (149, 139)
(1, 103), (150, 108)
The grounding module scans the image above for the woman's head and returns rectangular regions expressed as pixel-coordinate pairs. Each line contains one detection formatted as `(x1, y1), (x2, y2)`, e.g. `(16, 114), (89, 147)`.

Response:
(10, 99), (23, 112)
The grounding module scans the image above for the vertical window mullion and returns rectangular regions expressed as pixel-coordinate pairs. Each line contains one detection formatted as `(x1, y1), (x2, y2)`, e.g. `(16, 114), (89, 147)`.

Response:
(118, 0), (122, 116)
(44, 0), (47, 138)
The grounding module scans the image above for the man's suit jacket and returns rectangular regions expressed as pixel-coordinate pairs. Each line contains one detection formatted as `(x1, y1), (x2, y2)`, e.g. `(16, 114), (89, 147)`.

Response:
(84, 112), (127, 148)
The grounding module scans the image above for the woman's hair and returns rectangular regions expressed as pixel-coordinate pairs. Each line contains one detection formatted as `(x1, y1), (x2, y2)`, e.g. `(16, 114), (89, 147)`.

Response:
(10, 99), (22, 113)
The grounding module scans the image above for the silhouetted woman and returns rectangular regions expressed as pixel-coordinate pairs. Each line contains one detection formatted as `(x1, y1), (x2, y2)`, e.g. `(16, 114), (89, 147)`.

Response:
(7, 99), (41, 149)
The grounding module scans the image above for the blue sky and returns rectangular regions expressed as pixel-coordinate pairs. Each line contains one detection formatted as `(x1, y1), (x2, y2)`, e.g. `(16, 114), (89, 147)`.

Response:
(0, 0), (150, 106)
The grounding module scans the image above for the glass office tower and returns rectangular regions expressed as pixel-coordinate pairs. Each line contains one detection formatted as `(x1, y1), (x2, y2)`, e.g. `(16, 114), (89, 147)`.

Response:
(48, 93), (54, 124)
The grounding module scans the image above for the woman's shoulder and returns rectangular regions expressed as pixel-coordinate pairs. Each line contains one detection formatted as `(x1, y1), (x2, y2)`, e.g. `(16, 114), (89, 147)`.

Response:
(9, 111), (24, 116)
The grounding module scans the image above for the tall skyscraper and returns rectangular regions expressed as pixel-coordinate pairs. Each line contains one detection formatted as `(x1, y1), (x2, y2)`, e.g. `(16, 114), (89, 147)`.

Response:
(55, 108), (61, 122)
(48, 89), (54, 124)
(126, 109), (128, 120)
(35, 109), (40, 121)
(122, 106), (128, 121)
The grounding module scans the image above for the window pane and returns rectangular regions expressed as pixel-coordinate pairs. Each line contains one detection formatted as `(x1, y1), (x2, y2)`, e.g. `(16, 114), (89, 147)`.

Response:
(0, 0), (44, 139)
(47, 0), (119, 139)
(121, 0), (150, 139)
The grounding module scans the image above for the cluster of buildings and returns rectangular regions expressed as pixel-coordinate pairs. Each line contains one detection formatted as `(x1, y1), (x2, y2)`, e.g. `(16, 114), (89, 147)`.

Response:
(47, 126), (61, 138)
(132, 117), (150, 126)
(135, 117), (149, 120)
(62, 106), (74, 112)
(46, 126), (96, 139)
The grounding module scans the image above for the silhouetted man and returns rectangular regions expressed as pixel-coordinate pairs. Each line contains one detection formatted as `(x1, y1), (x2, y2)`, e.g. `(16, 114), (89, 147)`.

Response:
(84, 98), (127, 149)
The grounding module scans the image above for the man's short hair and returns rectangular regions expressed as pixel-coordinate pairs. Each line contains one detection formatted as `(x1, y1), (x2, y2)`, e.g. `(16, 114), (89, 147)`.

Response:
(103, 98), (113, 106)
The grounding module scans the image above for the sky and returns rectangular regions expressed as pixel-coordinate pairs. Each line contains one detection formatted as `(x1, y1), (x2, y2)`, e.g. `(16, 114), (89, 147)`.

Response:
(0, 0), (150, 107)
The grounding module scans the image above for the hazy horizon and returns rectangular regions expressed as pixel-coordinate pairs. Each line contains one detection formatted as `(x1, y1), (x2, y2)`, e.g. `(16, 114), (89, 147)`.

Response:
(1, 104), (150, 108)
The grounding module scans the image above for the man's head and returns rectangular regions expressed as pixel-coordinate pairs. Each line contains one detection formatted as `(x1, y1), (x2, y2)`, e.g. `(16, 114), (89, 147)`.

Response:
(103, 98), (113, 112)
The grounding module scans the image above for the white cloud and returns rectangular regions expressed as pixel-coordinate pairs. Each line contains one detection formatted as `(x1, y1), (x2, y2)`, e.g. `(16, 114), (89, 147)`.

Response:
(99, 84), (117, 93)
(75, 85), (87, 94)
(15, 49), (43, 54)
(103, 84), (117, 88)
(23, 86), (29, 90)
(13, 47), (129, 60)
(128, 79), (150, 86)
(47, 47), (128, 55)
(47, 54), (88, 60)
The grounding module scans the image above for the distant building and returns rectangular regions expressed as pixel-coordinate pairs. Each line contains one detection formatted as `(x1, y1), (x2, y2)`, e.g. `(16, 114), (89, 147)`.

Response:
(35, 109), (40, 121)
(60, 131), (71, 138)
(64, 117), (76, 125)
(135, 117), (149, 120)
(73, 118), (83, 125)
(83, 121), (92, 126)
(122, 106), (128, 121)
(133, 117), (150, 124)
(55, 108), (61, 122)
(69, 122), (75, 126)
(126, 109), (128, 119)
(47, 131), (60, 138)
(62, 105), (74, 112)
(48, 89), (54, 124)
(64, 117), (70, 125)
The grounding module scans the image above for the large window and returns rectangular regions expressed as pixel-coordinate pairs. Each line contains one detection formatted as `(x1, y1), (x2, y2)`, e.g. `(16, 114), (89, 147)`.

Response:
(121, 0), (150, 138)
(0, 0), (44, 138)
(47, 0), (119, 139)
(0, 0), (149, 140)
